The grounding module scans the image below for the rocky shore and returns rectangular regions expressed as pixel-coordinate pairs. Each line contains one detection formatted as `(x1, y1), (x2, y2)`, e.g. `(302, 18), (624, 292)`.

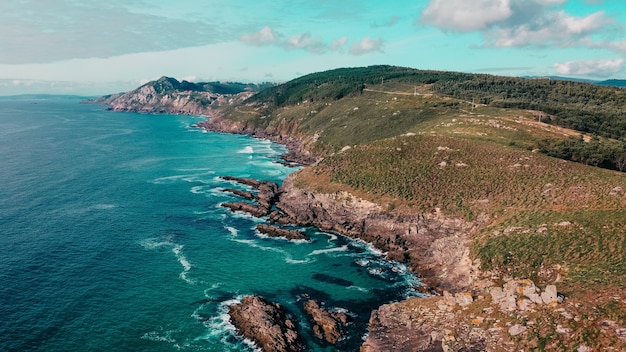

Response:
(94, 87), (621, 351)
(228, 295), (305, 352)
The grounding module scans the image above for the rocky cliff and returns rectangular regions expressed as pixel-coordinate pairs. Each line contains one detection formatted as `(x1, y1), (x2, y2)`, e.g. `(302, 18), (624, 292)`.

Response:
(276, 173), (480, 293)
(89, 76), (258, 116)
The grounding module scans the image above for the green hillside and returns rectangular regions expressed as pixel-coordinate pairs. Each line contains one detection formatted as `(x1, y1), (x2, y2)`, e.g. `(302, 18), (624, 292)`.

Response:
(212, 65), (626, 291)
(214, 65), (625, 170)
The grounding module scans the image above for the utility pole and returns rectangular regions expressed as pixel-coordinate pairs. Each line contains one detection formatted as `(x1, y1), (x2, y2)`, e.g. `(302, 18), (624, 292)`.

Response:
(414, 86), (417, 96)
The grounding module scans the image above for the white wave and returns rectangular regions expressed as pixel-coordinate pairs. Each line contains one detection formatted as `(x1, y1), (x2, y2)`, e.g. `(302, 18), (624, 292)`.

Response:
(89, 204), (116, 210)
(139, 238), (174, 250)
(224, 226), (238, 237)
(170, 244), (196, 285)
(141, 330), (176, 343)
(285, 256), (313, 264)
(232, 238), (284, 254)
(149, 170), (215, 185)
(355, 259), (370, 267)
(308, 245), (349, 256)
(175, 167), (214, 172)
(199, 297), (262, 351)
(172, 245), (192, 272)
(326, 233), (338, 241)
(368, 268), (386, 277)
(190, 186), (206, 194)
(237, 146), (254, 154)
(347, 285), (370, 293)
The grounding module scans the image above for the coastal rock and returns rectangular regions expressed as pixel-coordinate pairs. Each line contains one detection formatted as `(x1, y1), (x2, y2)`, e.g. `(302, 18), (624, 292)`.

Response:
(228, 295), (305, 352)
(256, 224), (309, 241)
(221, 177), (281, 217)
(222, 188), (255, 200)
(222, 201), (270, 217)
(303, 300), (350, 345)
(276, 174), (479, 292)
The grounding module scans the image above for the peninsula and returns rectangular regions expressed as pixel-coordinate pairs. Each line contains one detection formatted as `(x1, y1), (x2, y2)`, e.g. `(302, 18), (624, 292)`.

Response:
(94, 65), (626, 351)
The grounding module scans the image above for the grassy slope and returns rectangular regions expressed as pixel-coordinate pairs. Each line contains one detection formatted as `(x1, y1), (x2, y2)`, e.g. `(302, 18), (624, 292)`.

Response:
(215, 66), (626, 292)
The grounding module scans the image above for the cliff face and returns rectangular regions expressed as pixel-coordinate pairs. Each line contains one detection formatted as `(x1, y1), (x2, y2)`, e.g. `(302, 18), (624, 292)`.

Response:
(276, 173), (480, 293)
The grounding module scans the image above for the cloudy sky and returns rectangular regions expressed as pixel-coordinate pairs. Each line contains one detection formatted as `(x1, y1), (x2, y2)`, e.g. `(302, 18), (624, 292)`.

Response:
(1, 0), (625, 95)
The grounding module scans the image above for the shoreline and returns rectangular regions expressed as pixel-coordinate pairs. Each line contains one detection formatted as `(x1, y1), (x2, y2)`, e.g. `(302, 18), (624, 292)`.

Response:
(197, 110), (480, 293)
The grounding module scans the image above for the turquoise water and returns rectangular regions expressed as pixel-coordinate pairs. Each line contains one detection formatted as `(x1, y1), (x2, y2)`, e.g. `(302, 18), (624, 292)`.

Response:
(0, 96), (420, 351)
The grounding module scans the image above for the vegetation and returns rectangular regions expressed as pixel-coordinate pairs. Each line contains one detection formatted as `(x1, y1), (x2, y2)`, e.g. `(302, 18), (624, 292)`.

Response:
(240, 65), (626, 140)
(538, 136), (626, 171)
(190, 65), (626, 348)
(210, 65), (626, 292)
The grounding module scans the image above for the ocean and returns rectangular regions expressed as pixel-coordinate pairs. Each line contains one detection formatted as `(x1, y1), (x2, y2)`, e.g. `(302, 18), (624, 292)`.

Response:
(0, 95), (420, 351)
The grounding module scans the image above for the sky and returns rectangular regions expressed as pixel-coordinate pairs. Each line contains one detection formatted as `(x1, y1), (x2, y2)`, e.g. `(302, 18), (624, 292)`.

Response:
(1, 0), (625, 95)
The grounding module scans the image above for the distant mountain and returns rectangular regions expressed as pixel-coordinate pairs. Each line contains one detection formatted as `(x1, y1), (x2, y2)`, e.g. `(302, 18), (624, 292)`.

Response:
(523, 75), (626, 88)
(90, 76), (273, 115)
(597, 79), (626, 88)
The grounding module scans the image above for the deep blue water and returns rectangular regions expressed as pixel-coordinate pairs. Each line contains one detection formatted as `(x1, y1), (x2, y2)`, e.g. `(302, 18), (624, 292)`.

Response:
(0, 96), (421, 351)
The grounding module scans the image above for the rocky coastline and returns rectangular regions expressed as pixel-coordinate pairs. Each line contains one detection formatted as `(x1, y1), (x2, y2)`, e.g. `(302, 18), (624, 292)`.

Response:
(94, 91), (606, 351)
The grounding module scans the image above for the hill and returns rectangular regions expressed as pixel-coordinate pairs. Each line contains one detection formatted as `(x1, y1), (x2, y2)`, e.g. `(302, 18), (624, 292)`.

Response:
(99, 66), (626, 350)
(198, 65), (626, 350)
(598, 79), (626, 88)
(89, 76), (271, 115)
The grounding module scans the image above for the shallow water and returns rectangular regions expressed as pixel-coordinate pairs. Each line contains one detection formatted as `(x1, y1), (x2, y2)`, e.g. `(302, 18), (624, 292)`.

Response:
(0, 96), (421, 351)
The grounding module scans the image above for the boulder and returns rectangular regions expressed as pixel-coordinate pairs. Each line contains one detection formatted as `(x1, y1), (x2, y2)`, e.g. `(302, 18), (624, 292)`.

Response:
(303, 300), (351, 344)
(228, 296), (305, 352)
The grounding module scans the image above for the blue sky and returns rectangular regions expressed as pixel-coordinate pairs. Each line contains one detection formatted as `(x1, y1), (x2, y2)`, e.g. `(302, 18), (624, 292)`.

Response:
(1, 0), (625, 95)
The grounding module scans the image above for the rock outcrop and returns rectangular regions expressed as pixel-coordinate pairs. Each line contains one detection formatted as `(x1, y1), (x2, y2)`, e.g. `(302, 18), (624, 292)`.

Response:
(275, 173), (480, 292)
(256, 224), (309, 241)
(303, 300), (351, 345)
(221, 176), (282, 217)
(362, 280), (565, 352)
(228, 295), (305, 352)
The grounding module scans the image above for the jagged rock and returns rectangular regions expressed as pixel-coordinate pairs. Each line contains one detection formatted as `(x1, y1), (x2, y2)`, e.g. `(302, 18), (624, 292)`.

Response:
(221, 177), (281, 217)
(228, 296), (305, 352)
(223, 188), (255, 200)
(256, 224), (309, 241)
(268, 210), (295, 225)
(222, 176), (262, 188)
(303, 300), (350, 344)
(489, 280), (560, 312)
(276, 174), (478, 292)
(222, 202), (269, 217)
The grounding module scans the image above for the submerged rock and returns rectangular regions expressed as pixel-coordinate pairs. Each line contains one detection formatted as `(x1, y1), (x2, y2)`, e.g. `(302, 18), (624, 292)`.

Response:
(228, 295), (305, 352)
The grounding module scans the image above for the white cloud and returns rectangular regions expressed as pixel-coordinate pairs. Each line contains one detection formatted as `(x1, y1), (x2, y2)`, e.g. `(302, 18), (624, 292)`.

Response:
(283, 33), (326, 53)
(349, 37), (384, 55)
(240, 27), (378, 56)
(421, 0), (513, 32)
(331, 36), (348, 50)
(487, 10), (609, 47)
(554, 58), (624, 77)
(419, 0), (619, 52)
(240, 26), (279, 46)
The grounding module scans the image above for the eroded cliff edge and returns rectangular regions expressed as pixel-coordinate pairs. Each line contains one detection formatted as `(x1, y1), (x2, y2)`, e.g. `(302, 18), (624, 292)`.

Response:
(276, 173), (481, 293)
